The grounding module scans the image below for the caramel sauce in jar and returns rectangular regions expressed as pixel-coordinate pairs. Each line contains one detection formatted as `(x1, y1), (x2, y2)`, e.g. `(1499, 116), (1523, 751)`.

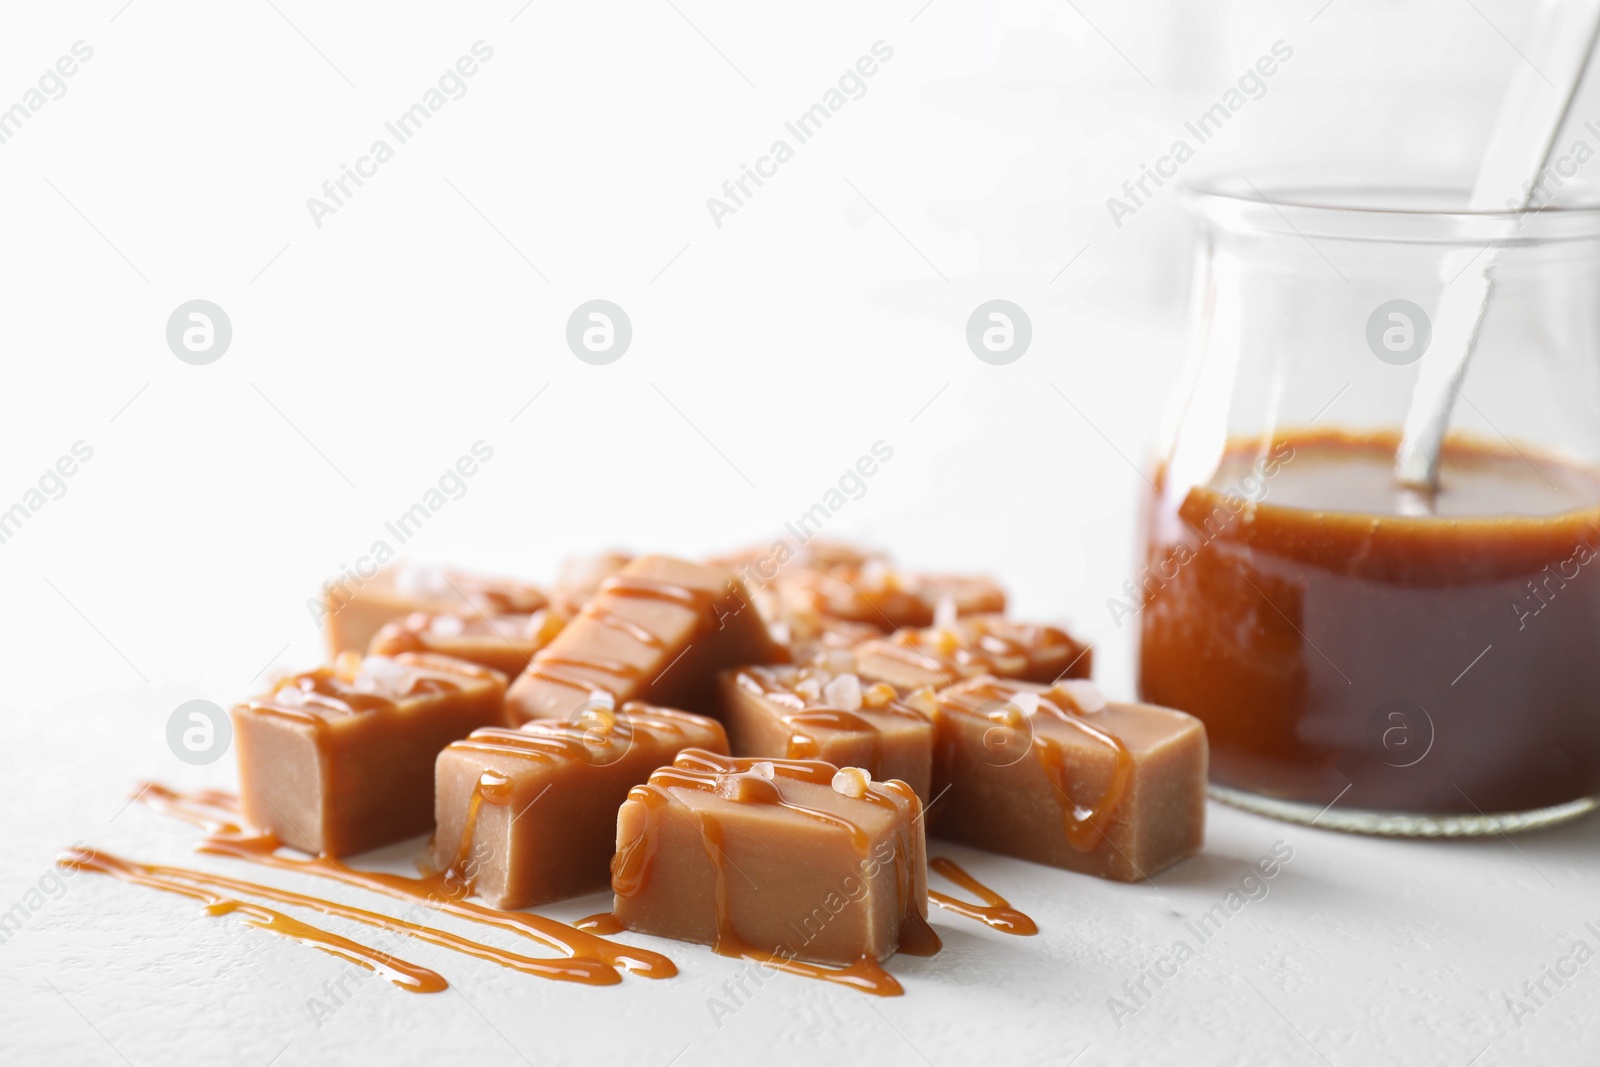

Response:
(1139, 430), (1600, 817)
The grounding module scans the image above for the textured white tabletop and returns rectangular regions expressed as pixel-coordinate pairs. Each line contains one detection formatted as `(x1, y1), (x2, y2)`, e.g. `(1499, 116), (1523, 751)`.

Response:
(3, 1), (1595, 1063)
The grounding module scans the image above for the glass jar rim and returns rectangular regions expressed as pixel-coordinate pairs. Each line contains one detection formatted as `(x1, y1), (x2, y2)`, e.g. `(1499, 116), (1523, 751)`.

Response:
(1182, 176), (1600, 244)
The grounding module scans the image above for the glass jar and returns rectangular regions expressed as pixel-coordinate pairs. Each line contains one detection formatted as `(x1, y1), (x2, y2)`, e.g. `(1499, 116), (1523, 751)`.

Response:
(1138, 180), (1600, 836)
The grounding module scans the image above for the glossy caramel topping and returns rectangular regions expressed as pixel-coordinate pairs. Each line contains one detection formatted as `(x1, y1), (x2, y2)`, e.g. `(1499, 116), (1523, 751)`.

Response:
(575, 911), (627, 935)
(643, 759), (882, 849)
(939, 678), (1132, 852)
(440, 768), (514, 880)
(661, 747), (918, 801)
(599, 574), (717, 611)
(780, 560), (1006, 630)
(775, 616), (884, 660)
(581, 606), (665, 648)
(247, 651), (495, 724)
(130, 784), (677, 984)
(927, 858), (1038, 936)
(734, 665), (929, 721)
(521, 574), (722, 695)
(449, 704), (708, 767)
(733, 665), (932, 761)
(524, 658), (644, 697)
(863, 615), (1089, 682)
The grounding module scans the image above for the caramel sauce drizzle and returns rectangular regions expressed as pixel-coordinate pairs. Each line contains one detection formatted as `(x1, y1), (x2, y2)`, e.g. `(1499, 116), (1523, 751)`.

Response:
(64, 844), (617, 985)
(926, 857), (1037, 936)
(874, 617), (1078, 677)
(115, 784), (676, 988)
(370, 628), (430, 656)
(450, 708), (702, 768)
(800, 565), (1004, 624)
(582, 605), (667, 648)
(441, 769), (513, 878)
(609, 750), (940, 996)
(781, 709), (883, 763)
(474, 588), (544, 615)
(804, 566), (921, 621)
(59, 847), (448, 993)
(599, 575), (714, 612)
(523, 574), (717, 695)
(247, 654), (497, 725)
(734, 667), (928, 771)
(575, 911), (626, 935)
(944, 680), (1133, 852)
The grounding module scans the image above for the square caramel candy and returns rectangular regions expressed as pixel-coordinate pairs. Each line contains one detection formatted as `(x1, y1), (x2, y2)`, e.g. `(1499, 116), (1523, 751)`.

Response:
(775, 559), (1006, 632)
(233, 652), (508, 856)
(612, 751), (936, 967)
(782, 618), (884, 666)
(370, 607), (568, 679)
(506, 554), (786, 723)
(707, 541), (885, 640)
(931, 677), (1206, 881)
(855, 615), (1093, 691)
(759, 598), (883, 664)
(322, 561), (547, 657)
(431, 704), (728, 909)
(718, 664), (935, 800)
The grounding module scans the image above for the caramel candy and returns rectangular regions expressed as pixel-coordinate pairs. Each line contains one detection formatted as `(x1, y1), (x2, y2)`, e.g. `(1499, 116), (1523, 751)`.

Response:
(432, 704), (728, 908)
(759, 599), (884, 664)
(506, 554), (787, 722)
(855, 615), (1092, 691)
(323, 562), (547, 657)
(612, 750), (937, 967)
(776, 560), (1006, 632)
(233, 652), (508, 856)
(931, 677), (1206, 881)
(708, 541), (887, 654)
(719, 665), (934, 800)
(370, 608), (568, 678)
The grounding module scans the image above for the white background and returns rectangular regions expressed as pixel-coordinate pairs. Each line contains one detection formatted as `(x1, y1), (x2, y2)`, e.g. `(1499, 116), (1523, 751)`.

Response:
(1, 1), (1597, 1064)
